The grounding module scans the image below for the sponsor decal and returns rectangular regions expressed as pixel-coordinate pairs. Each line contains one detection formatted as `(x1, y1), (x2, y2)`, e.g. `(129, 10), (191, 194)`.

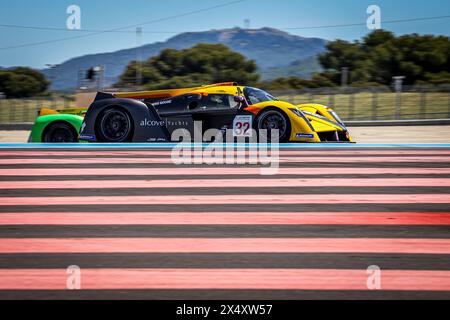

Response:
(233, 115), (253, 137)
(140, 118), (189, 127)
(166, 120), (190, 127)
(152, 100), (172, 106)
(296, 133), (315, 139)
(79, 134), (96, 141)
(140, 119), (166, 127)
(80, 122), (86, 133)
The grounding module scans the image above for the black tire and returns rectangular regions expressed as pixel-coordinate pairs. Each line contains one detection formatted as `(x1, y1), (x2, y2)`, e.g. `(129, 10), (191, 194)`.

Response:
(255, 108), (291, 143)
(97, 107), (133, 142)
(43, 122), (78, 143)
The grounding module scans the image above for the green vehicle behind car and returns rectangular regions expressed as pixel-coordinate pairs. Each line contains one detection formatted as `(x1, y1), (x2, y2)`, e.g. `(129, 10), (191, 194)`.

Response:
(29, 108), (85, 143)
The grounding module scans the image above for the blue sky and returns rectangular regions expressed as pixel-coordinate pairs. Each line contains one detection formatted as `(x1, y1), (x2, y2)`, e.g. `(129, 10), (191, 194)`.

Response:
(0, 0), (449, 68)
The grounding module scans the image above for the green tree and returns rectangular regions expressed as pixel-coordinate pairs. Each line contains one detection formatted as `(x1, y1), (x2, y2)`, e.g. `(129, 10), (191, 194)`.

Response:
(257, 74), (337, 91)
(116, 44), (259, 89)
(0, 67), (49, 98)
(362, 30), (395, 50)
(318, 30), (450, 86)
(319, 40), (371, 84)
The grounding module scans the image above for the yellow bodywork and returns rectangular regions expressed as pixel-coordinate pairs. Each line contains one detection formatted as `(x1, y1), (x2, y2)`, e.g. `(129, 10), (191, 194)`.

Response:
(113, 82), (353, 143)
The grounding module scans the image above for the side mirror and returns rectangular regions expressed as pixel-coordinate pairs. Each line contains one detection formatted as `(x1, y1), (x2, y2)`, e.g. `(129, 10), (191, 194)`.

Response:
(234, 95), (248, 109)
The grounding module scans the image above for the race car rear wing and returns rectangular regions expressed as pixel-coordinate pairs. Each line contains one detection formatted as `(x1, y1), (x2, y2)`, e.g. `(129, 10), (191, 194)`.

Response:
(113, 82), (238, 100)
(77, 82), (240, 107)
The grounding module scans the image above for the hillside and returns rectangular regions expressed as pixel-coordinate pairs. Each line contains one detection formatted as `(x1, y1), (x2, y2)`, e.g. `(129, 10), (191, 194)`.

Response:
(259, 56), (323, 80)
(43, 27), (327, 90)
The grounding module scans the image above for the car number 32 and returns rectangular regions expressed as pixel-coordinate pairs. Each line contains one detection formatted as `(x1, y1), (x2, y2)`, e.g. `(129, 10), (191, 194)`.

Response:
(233, 115), (253, 137)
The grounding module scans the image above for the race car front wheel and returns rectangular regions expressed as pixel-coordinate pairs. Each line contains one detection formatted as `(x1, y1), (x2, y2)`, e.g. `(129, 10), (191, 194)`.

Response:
(97, 108), (133, 142)
(43, 122), (78, 143)
(256, 108), (291, 143)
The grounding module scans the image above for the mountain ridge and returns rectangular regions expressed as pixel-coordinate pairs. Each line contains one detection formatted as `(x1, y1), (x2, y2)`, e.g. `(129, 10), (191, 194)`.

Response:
(42, 27), (327, 90)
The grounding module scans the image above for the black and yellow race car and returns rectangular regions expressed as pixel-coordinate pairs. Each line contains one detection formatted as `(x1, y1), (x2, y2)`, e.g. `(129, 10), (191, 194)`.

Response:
(30, 82), (353, 143)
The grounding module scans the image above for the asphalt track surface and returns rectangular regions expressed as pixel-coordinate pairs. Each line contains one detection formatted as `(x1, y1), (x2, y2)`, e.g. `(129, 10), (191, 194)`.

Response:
(0, 145), (449, 300)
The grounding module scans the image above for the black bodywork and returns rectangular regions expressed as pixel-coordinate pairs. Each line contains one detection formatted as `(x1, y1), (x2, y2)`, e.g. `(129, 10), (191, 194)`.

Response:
(79, 92), (252, 143)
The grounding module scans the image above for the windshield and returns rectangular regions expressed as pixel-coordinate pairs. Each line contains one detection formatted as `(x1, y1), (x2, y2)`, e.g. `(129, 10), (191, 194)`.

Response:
(244, 87), (277, 105)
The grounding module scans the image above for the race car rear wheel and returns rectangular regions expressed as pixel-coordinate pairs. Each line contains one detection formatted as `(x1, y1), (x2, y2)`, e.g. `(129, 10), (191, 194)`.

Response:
(43, 122), (78, 143)
(256, 108), (291, 143)
(97, 108), (133, 142)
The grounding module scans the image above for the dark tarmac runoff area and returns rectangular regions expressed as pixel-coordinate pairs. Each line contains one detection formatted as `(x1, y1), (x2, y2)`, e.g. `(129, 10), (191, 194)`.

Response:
(0, 144), (449, 300)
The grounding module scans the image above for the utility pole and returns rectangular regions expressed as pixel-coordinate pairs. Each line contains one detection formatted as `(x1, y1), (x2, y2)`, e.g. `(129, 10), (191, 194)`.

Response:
(98, 65), (105, 90)
(136, 27), (143, 87)
(393, 76), (405, 120)
(341, 67), (349, 87)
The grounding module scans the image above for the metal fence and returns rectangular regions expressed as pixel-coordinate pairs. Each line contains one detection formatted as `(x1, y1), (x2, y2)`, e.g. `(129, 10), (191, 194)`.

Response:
(0, 96), (76, 124)
(0, 85), (450, 124)
(272, 84), (450, 121)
